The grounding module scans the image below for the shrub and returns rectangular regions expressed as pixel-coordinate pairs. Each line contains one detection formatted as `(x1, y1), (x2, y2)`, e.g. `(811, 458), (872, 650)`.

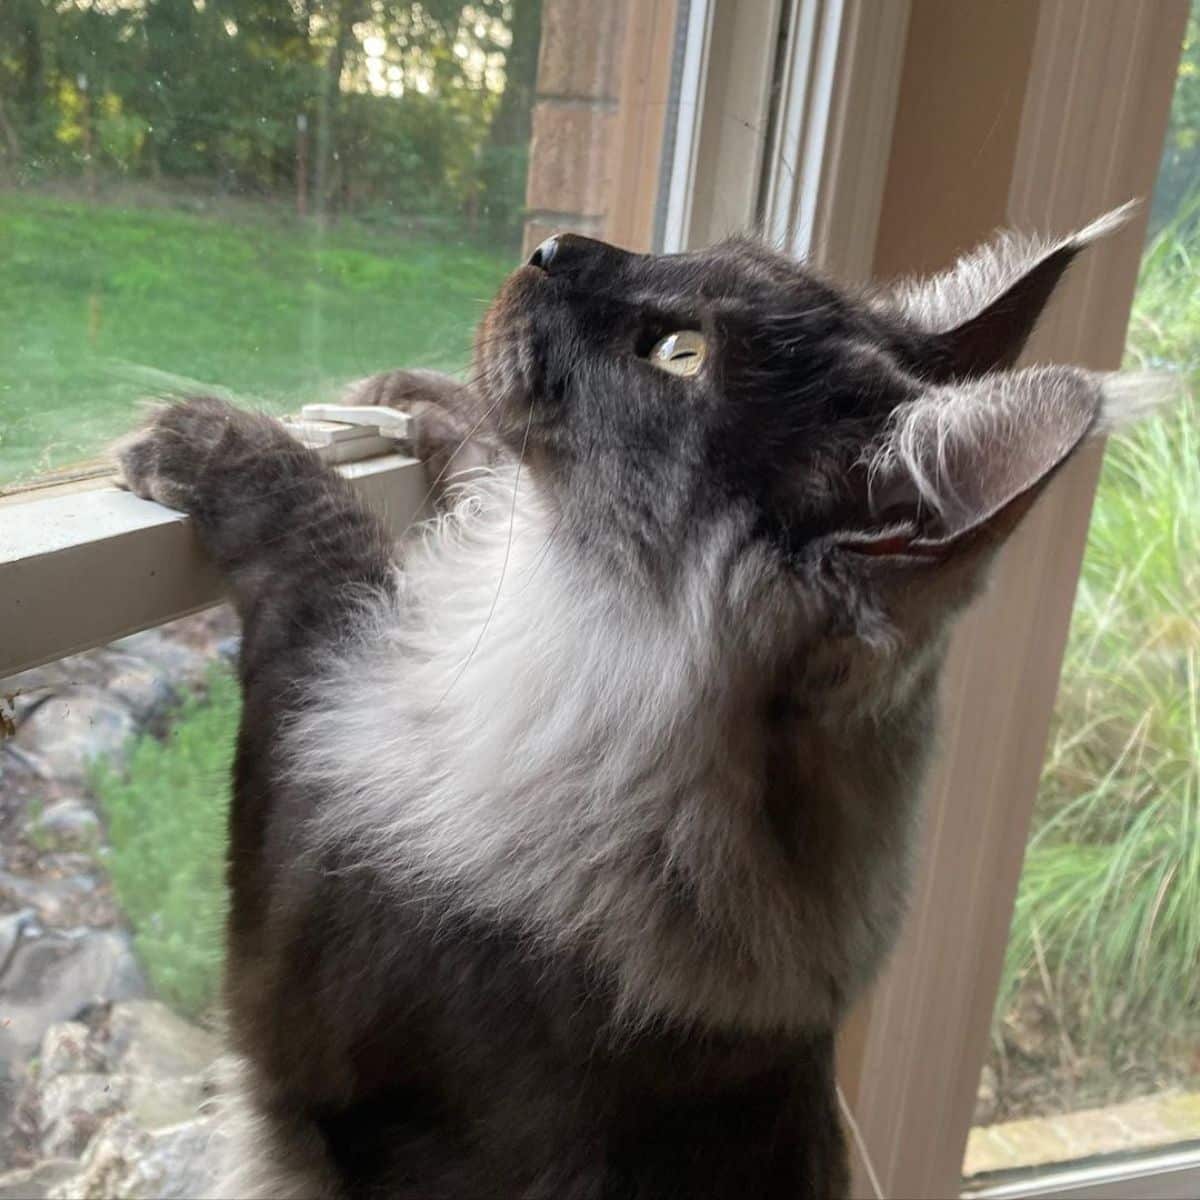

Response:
(997, 196), (1200, 1083)
(93, 666), (239, 1021)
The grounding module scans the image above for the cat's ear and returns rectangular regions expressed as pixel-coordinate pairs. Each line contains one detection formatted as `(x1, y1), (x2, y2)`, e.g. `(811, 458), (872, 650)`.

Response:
(881, 203), (1135, 381)
(835, 366), (1115, 572)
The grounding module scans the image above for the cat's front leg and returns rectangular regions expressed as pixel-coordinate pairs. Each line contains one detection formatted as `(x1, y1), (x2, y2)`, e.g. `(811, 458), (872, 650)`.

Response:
(116, 396), (395, 672)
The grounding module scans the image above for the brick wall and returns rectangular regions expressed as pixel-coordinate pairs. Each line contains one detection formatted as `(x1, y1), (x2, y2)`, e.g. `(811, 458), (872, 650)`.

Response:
(521, 0), (630, 257)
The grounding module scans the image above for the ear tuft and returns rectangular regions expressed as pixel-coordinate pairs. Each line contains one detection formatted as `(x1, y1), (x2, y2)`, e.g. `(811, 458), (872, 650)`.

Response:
(1096, 370), (1184, 432)
(882, 201), (1139, 381)
(864, 365), (1104, 540)
(1070, 199), (1140, 249)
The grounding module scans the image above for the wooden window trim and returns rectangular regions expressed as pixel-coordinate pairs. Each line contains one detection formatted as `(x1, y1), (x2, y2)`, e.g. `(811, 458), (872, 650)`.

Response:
(832, 4), (1190, 1198)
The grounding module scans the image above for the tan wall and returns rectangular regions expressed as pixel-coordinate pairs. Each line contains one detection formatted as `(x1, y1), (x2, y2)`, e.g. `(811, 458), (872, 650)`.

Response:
(522, 0), (628, 257)
(522, 0), (677, 257)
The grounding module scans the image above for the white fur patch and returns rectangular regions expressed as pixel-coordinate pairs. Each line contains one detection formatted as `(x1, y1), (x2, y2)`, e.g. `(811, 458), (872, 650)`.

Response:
(866, 365), (1177, 532)
(283, 469), (922, 1034)
(213, 1058), (344, 1199)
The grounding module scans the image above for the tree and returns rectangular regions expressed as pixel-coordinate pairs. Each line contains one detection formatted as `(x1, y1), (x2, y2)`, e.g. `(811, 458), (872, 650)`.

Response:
(1151, 0), (1200, 231)
(0, 0), (542, 241)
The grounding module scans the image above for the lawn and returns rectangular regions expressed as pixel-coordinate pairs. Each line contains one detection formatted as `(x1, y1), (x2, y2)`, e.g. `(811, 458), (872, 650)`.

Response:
(0, 191), (512, 485)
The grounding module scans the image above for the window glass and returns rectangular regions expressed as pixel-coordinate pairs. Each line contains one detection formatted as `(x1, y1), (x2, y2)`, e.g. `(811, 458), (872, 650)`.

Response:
(965, 4), (1200, 1182)
(0, 0), (549, 488)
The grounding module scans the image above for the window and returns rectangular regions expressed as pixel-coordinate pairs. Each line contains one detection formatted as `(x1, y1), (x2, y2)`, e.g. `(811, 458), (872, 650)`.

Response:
(836, 4), (1197, 1199)
(2, 3), (1193, 1198)
(0, 1), (715, 1191)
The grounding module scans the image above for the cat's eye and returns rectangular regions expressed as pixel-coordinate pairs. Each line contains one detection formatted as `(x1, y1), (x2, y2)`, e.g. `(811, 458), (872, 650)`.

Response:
(646, 330), (707, 378)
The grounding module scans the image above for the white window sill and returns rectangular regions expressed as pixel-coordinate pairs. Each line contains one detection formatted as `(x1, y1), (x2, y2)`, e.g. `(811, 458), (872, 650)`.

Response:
(0, 452), (427, 679)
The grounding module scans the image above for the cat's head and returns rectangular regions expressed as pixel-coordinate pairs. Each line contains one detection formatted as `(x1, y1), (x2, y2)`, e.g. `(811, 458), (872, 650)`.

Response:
(473, 209), (1151, 696)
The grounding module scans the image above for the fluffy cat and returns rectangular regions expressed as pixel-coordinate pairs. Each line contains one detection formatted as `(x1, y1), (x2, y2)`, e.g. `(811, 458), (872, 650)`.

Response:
(116, 210), (1149, 1199)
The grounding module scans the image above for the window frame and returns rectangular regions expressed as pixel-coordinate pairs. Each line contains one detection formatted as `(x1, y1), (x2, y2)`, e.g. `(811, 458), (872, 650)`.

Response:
(0, 451), (427, 680)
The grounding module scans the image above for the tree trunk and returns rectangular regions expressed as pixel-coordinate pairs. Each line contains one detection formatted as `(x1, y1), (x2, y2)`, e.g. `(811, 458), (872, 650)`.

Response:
(17, 2), (44, 131)
(487, 0), (543, 151)
(0, 95), (23, 164)
(315, 0), (364, 221)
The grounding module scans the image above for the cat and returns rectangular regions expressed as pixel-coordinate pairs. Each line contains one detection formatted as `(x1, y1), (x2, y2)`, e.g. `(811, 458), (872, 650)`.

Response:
(116, 209), (1153, 1199)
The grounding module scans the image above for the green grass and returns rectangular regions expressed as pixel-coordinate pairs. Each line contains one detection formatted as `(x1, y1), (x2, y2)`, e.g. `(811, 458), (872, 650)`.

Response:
(995, 198), (1200, 1098)
(3, 185), (507, 1019)
(92, 667), (240, 1021)
(0, 191), (511, 485)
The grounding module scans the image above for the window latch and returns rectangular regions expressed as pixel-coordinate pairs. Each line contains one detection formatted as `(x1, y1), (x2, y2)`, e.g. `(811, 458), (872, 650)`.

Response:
(285, 405), (421, 465)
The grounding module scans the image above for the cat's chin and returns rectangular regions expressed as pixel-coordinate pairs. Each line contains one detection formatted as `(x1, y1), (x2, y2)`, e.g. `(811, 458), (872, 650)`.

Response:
(473, 265), (548, 436)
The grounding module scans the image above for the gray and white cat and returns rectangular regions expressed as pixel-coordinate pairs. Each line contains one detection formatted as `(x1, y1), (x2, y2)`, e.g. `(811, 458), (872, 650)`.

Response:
(117, 209), (1152, 1199)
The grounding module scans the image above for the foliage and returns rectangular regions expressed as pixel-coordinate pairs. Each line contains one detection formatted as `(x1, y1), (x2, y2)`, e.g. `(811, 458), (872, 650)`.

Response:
(997, 195), (1200, 1088)
(0, 191), (511, 484)
(92, 667), (240, 1020)
(0, 0), (541, 241)
(1152, 0), (1200, 230)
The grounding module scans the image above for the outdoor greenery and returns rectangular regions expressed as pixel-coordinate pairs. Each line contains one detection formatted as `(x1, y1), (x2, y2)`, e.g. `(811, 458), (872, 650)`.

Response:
(0, 190), (511, 484)
(92, 666), (239, 1020)
(994, 197), (1200, 1112)
(0, 0), (541, 236)
(0, 0), (533, 485)
(1154, 6), (1200, 230)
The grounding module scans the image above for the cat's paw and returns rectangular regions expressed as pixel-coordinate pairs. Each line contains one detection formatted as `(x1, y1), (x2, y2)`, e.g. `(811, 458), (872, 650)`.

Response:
(113, 396), (238, 512)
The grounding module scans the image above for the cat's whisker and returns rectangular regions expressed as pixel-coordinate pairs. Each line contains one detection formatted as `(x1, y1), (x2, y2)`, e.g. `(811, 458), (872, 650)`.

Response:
(431, 398), (535, 712)
(394, 391), (508, 544)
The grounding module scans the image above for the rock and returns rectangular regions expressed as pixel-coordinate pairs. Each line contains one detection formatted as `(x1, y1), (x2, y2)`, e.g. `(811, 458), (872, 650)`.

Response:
(26, 801), (103, 852)
(0, 907), (39, 970)
(0, 1160), (77, 1200)
(215, 636), (241, 664)
(0, 930), (145, 1065)
(39, 1022), (105, 1083)
(96, 654), (177, 725)
(12, 691), (138, 785)
(47, 1114), (224, 1200)
(108, 632), (208, 686)
(38, 1074), (129, 1158)
(106, 1001), (221, 1081)
(125, 1073), (210, 1133)
(34, 853), (101, 879)
(0, 871), (112, 929)
(137, 1118), (225, 1199)
(0, 662), (85, 725)
(46, 1114), (147, 1200)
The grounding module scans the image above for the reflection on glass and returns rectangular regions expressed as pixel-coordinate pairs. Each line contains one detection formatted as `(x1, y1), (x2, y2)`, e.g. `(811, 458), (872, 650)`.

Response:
(966, 3), (1200, 1180)
(0, 1), (541, 487)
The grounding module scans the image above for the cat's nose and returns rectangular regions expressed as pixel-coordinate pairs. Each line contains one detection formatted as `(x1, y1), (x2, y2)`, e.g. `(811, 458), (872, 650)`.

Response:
(526, 233), (611, 275)
(528, 236), (558, 270)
